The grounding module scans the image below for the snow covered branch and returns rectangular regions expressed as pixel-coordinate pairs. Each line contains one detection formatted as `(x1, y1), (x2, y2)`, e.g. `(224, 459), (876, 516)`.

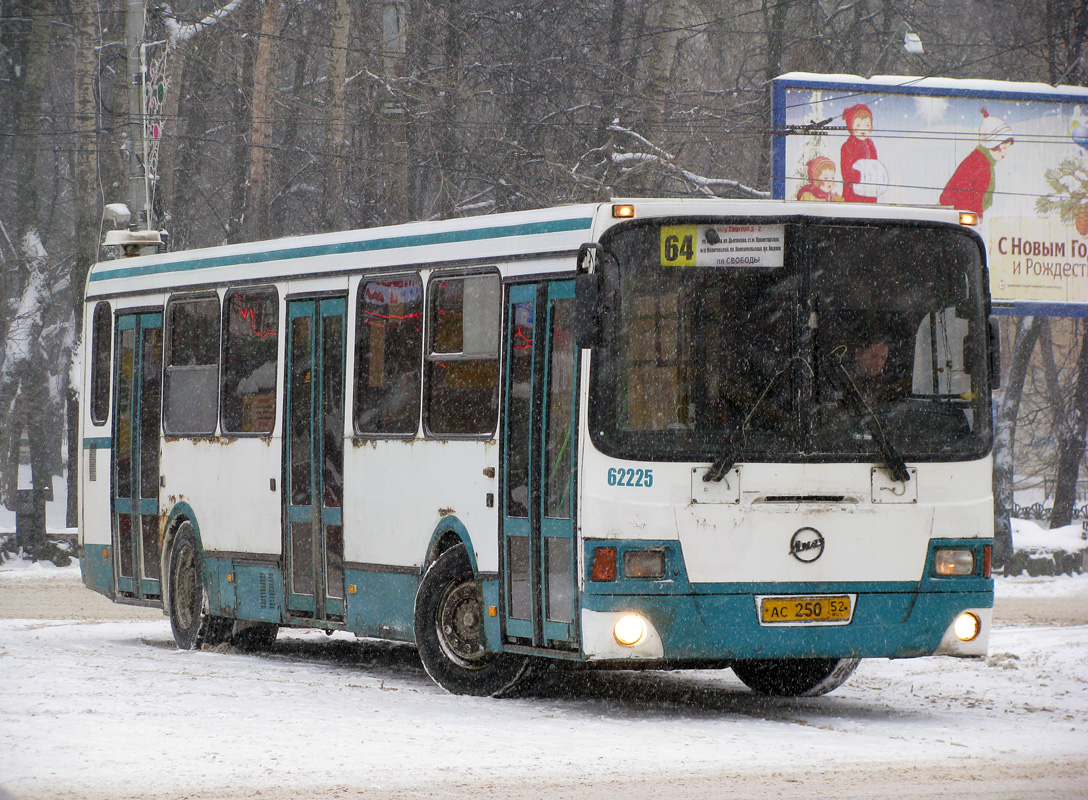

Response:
(610, 150), (770, 199)
(608, 124), (770, 199)
(163, 0), (248, 48)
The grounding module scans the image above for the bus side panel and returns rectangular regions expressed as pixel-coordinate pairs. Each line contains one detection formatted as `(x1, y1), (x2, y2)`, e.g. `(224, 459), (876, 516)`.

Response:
(344, 568), (419, 642)
(160, 438), (283, 557)
(340, 438), (497, 639)
(79, 300), (115, 598)
(342, 439), (499, 572)
(79, 435), (115, 597)
(79, 443), (116, 597)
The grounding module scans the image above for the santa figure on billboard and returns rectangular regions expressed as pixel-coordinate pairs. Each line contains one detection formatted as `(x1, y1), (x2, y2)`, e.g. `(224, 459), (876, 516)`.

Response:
(939, 108), (1014, 218)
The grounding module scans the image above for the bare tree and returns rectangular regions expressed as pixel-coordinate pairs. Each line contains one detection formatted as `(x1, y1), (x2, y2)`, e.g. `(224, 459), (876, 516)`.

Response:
(993, 318), (1041, 565)
(1050, 321), (1088, 527)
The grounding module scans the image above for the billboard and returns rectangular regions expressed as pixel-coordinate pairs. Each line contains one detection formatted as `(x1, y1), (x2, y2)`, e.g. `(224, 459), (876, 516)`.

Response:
(772, 73), (1088, 316)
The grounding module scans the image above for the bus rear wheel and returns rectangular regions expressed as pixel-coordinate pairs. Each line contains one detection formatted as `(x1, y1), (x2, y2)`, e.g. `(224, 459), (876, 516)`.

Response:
(414, 545), (533, 697)
(731, 657), (860, 697)
(232, 622), (279, 651)
(168, 522), (231, 650)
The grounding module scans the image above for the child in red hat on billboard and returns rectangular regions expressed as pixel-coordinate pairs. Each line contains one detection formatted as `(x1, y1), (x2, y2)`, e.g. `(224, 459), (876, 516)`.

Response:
(940, 108), (1014, 219)
(796, 156), (844, 202)
(840, 104), (880, 203)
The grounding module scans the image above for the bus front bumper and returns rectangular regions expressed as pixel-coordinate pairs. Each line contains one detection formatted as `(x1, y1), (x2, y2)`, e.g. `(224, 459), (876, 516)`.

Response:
(579, 589), (993, 663)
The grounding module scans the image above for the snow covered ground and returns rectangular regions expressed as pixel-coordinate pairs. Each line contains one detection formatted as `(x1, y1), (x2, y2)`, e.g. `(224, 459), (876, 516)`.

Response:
(0, 563), (1086, 799)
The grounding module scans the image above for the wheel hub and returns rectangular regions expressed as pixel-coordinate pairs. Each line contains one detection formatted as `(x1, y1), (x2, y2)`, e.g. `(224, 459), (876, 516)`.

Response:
(437, 580), (488, 666)
(173, 546), (197, 629)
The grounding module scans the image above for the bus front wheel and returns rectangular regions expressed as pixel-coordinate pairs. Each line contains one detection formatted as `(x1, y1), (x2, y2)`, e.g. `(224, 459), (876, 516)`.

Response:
(731, 657), (860, 697)
(168, 522), (231, 651)
(414, 545), (533, 697)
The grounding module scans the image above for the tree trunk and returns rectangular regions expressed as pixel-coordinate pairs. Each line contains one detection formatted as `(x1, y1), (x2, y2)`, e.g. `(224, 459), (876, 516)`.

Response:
(993, 317), (1041, 565)
(754, 0), (792, 189)
(435, 0), (462, 219)
(582, 0), (628, 195)
(321, 0), (351, 232)
(2, 0), (49, 553)
(227, 4), (259, 243)
(71, 0), (99, 528)
(1050, 319), (1088, 527)
(634, 0), (686, 192)
(155, 47), (187, 232)
(378, 0), (408, 223)
(13, 0), (48, 242)
(243, 0), (280, 242)
(1038, 318), (1063, 431)
(72, 0), (98, 276)
(172, 40), (215, 249)
(271, 46), (312, 233)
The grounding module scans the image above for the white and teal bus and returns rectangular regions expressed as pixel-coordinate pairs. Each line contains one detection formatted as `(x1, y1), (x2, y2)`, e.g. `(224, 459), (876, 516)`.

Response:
(78, 199), (997, 697)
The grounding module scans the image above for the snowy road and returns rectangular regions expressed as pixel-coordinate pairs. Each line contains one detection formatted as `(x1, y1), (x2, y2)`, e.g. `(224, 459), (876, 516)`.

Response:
(1, 566), (1086, 800)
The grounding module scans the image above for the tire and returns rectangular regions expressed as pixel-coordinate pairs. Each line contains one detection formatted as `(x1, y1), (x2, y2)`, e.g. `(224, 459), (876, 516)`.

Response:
(167, 522), (231, 650)
(732, 657), (860, 697)
(232, 622), (279, 652)
(414, 545), (534, 696)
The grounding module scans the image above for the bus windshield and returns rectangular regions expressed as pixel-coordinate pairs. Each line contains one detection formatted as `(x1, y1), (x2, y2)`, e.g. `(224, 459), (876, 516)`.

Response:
(589, 219), (992, 464)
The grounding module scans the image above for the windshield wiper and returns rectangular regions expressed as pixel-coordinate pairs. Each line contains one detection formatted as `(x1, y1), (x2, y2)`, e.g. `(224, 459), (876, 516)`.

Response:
(704, 442), (737, 483)
(703, 358), (811, 483)
(829, 363), (911, 483)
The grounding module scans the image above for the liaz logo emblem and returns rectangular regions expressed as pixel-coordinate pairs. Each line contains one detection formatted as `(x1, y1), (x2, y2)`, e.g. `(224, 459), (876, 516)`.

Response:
(789, 527), (825, 563)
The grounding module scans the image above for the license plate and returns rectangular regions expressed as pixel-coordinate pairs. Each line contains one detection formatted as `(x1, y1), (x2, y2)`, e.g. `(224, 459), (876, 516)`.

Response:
(759, 595), (852, 625)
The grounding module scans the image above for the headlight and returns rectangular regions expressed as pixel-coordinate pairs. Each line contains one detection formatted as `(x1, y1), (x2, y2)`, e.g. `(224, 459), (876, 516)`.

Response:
(613, 614), (647, 647)
(935, 549), (975, 576)
(953, 612), (981, 642)
(624, 549), (666, 579)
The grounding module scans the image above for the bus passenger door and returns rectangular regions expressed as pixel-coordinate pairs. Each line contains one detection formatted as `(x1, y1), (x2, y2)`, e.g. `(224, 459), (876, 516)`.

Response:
(502, 281), (579, 650)
(284, 297), (347, 621)
(112, 312), (164, 599)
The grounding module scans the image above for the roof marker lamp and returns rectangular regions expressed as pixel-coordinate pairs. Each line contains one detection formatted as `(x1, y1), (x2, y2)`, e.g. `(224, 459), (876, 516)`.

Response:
(612, 204), (636, 219)
(953, 612), (981, 642)
(959, 211), (979, 226)
(613, 614), (647, 647)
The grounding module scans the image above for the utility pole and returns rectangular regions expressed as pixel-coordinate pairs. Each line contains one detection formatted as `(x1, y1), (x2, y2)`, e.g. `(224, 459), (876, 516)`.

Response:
(124, 0), (150, 229)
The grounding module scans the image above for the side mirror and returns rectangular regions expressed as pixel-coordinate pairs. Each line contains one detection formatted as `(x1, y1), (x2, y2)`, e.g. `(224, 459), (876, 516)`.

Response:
(575, 243), (604, 349)
(575, 272), (602, 349)
(989, 316), (1001, 389)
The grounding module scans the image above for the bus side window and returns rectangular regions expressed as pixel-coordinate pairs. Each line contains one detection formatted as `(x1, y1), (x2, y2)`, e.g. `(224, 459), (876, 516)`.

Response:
(354, 274), (423, 436)
(164, 295), (221, 436)
(90, 301), (112, 425)
(425, 273), (500, 436)
(222, 288), (279, 435)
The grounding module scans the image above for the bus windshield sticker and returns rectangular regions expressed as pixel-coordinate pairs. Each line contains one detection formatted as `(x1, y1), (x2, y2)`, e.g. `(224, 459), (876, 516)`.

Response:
(660, 224), (785, 268)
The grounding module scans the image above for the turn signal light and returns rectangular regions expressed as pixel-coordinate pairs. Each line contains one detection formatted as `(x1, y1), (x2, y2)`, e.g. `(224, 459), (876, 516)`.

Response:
(591, 546), (617, 581)
(959, 211), (979, 226)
